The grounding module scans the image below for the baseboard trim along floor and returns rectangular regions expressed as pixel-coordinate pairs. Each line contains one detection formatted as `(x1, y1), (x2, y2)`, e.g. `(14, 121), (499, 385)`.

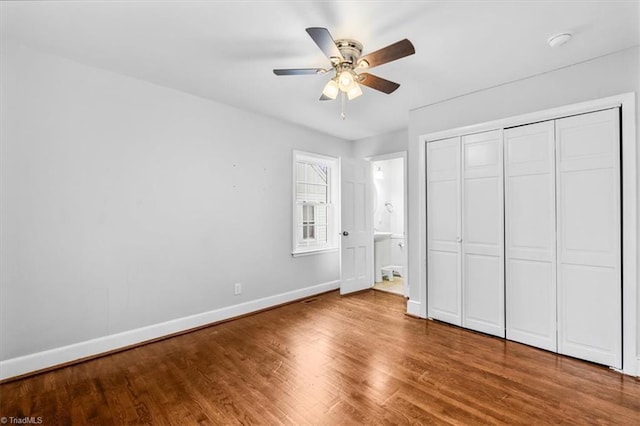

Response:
(0, 280), (340, 382)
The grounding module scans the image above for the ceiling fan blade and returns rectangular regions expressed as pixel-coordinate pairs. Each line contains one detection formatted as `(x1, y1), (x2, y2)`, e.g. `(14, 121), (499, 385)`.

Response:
(319, 94), (332, 101)
(357, 39), (415, 69)
(358, 73), (400, 94)
(306, 27), (344, 61)
(273, 68), (326, 76)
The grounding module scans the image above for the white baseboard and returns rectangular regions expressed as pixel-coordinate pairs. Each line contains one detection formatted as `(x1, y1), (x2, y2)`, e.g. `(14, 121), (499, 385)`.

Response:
(406, 299), (423, 318)
(0, 280), (339, 381)
(636, 357), (640, 377)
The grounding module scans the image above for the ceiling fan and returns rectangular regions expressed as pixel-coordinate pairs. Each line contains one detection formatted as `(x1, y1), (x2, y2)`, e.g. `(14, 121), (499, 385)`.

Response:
(273, 27), (415, 106)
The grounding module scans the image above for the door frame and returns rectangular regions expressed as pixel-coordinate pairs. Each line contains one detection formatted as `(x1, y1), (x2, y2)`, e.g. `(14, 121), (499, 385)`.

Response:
(417, 92), (637, 376)
(367, 151), (409, 297)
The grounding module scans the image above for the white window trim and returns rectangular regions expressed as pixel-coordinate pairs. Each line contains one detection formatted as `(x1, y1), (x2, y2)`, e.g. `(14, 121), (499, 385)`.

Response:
(292, 150), (339, 257)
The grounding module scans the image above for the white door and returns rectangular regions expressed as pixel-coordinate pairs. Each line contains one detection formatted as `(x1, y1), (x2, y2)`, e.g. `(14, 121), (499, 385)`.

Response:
(427, 137), (462, 325)
(340, 158), (373, 295)
(461, 130), (504, 337)
(504, 121), (557, 351)
(556, 109), (621, 368)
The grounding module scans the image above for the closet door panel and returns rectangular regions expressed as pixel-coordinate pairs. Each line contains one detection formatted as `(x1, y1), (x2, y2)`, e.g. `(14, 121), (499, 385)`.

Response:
(464, 177), (501, 251)
(507, 260), (556, 349)
(464, 254), (503, 330)
(461, 130), (504, 337)
(427, 137), (462, 326)
(560, 265), (619, 358)
(560, 168), (619, 265)
(507, 173), (555, 261)
(429, 180), (458, 246)
(429, 251), (460, 321)
(556, 109), (621, 368)
(504, 121), (557, 351)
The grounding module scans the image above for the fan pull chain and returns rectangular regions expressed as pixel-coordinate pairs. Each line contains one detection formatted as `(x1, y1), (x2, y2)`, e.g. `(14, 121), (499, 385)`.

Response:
(341, 91), (346, 120)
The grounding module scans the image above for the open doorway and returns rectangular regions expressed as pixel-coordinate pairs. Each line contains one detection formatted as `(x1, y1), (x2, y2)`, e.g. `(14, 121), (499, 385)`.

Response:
(370, 152), (408, 297)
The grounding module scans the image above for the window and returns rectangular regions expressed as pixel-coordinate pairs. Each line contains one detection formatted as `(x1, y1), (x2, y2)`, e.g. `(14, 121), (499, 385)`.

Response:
(292, 151), (339, 255)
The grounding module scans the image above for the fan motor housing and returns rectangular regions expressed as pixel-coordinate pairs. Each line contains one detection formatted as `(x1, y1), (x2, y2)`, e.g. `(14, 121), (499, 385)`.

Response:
(334, 39), (363, 64)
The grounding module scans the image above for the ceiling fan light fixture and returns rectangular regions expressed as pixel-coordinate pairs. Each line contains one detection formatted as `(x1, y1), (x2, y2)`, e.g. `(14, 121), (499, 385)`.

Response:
(346, 83), (363, 100)
(273, 27), (415, 113)
(322, 79), (340, 100)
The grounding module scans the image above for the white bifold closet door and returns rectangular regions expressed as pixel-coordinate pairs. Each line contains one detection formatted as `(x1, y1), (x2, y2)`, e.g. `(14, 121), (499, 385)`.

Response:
(504, 109), (621, 368)
(556, 109), (621, 369)
(427, 137), (462, 326)
(504, 121), (557, 351)
(461, 131), (504, 337)
(427, 131), (504, 337)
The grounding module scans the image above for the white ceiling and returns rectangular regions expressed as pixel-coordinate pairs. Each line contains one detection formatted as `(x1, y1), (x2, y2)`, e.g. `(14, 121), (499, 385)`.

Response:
(1, 1), (638, 140)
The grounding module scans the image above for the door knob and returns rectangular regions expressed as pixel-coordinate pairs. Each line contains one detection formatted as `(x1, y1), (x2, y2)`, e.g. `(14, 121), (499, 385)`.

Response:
(342, 231), (349, 236)
(456, 236), (462, 242)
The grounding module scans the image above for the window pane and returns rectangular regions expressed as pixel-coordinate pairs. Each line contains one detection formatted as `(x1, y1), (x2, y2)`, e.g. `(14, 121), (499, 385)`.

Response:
(309, 164), (327, 184)
(303, 185), (323, 203)
(317, 185), (328, 203)
(315, 206), (328, 226)
(305, 163), (315, 183)
(302, 205), (315, 223)
(303, 225), (315, 240)
(315, 225), (327, 243)
(296, 183), (307, 202)
(296, 161), (329, 204)
(307, 164), (317, 183)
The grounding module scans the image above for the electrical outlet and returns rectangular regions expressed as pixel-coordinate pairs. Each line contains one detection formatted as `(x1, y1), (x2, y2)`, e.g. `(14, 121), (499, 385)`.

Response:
(234, 282), (242, 295)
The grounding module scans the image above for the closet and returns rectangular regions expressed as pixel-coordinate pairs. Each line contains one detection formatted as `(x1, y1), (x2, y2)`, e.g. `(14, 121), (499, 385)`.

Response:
(427, 108), (622, 368)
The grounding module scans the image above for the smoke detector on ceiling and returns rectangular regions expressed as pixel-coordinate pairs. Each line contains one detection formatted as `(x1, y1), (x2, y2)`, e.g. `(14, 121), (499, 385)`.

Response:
(547, 32), (573, 48)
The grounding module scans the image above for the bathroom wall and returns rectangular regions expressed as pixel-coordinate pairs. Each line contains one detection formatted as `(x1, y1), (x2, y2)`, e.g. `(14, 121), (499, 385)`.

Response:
(373, 157), (405, 274)
(373, 158), (404, 236)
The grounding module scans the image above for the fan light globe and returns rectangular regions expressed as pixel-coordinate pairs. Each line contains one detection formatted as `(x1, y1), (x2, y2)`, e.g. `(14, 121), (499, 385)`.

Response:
(338, 71), (355, 91)
(347, 83), (363, 100)
(322, 79), (340, 100)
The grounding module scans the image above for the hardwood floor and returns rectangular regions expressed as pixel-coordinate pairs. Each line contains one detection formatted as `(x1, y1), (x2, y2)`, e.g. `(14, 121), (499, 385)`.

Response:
(1, 290), (639, 425)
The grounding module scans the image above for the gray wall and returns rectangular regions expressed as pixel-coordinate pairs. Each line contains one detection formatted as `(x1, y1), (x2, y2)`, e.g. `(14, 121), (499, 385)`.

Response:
(352, 129), (408, 159)
(0, 43), (351, 361)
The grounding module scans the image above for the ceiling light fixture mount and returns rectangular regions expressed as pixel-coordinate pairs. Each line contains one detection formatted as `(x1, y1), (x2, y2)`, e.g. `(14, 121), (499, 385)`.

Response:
(547, 32), (573, 48)
(273, 27), (415, 119)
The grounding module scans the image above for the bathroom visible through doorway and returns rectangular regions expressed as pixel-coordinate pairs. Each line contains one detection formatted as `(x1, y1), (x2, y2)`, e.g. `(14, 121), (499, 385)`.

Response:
(370, 153), (407, 297)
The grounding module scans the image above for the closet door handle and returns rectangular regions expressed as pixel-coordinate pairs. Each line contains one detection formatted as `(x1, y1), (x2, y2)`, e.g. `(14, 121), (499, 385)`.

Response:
(456, 236), (462, 243)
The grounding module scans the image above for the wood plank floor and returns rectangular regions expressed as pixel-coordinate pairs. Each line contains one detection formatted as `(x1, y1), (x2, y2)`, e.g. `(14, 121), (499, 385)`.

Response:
(1, 290), (639, 425)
